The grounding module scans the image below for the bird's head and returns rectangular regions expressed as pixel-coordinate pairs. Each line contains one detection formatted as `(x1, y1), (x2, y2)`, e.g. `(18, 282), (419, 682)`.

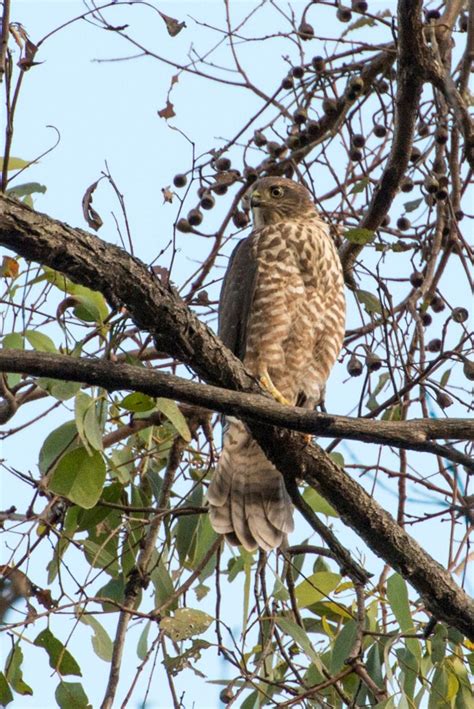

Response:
(246, 177), (316, 226)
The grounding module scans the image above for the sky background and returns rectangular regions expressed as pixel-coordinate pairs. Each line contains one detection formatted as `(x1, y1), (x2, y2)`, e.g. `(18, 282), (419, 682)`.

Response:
(1, 1), (471, 707)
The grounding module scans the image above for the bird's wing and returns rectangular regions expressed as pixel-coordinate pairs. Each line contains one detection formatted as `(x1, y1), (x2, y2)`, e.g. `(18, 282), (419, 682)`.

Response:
(218, 237), (258, 361)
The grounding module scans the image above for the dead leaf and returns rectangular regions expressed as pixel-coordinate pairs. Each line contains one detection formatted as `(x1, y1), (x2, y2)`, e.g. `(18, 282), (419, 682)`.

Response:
(161, 186), (174, 203)
(18, 38), (39, 70)
(158, 11), (186, 37)
(34, 587), (56, 610)
(82, 180), (103, 231)
(0, 256), (20, 278)
(158, 101), (176, 120)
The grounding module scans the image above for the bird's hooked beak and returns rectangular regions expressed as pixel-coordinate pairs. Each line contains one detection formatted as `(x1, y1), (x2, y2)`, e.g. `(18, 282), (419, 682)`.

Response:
(250, 190), (262, 208)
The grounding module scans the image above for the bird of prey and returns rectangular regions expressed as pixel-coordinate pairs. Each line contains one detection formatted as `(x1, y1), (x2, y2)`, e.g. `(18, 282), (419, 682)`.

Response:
(207, 177), (346, 551)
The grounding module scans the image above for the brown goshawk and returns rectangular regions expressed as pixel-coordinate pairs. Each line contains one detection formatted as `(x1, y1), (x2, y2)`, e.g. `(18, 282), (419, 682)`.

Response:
(208, 177), (345, 551)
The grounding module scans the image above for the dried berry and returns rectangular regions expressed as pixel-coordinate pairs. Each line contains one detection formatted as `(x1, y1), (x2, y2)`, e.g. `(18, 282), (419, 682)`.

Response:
(430, 296), (445, 313)
(213, 183), (228, 196)
(291, 65), (305, 79)
(336, 7), (352, 22)
(397, 217), (411, 231)
(454, 209), (464, 221)
(176, 218), (191, 233)
(424, 175), (439, 194)
(322, 97), (338, 114)
(418, 121), (429, 137)
(366, 352), (382, 372)
(254, 130), (267, 147)
(427, 338), (442, 352)
(410, 271), (424, 287)
(349, 77), (364, 94)
(267, 141), (287, 158)
(463, 359), (474, 381)
(435, 187), (448, 201)
(352, 0), (368, 11)
(220, 687), (234, 704)
(200, 192), (215, 210)
(293, 107), (308, 125)
(286, 134), (301, 150)
(281, 76), (294, 90)
(373, 123), (387, 138)
(435, 127), (449, 144)
(352, 134), (366, 148)
(425, 8), (441, 20)
(298, 21), (314, 39)
(381, 214), (391, 227)
(214, 157), (231, 171)
(347, 354), (363, 377)
(173, 173), (187, 188)
(244, 166), (258, 183)
(312, 55), (326, 71)
(420, 312), (432, 327)
(410, 147), (422, 162)
(452, 307), (468, 323)
(400, 177), (414, 192)
(460, 13), (468, 32)
(307, 120), (320, 136)
(436, 391), (453, 409)
(349, 148), (363, 161)
(187, 208), (203, 226)
(232, 210), (250, 229)
(377, 79), (389, 93)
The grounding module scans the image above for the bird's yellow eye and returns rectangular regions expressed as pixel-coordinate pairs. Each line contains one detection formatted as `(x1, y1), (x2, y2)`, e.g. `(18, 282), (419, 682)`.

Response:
(270, 186), (284, 198)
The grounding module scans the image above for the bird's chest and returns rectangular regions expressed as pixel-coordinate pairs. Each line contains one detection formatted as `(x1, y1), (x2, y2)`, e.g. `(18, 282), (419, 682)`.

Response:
(250, 222), (329, 292)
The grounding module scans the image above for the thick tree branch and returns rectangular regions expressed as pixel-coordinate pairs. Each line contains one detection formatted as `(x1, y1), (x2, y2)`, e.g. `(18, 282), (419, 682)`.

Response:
(339, 0), (429, 277)
(0, 350), (472, 471)
(0, 190), (473, 640)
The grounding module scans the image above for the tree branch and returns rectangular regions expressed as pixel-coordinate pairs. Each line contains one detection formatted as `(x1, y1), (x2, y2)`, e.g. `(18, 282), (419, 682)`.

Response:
(0, 349), (472, 471)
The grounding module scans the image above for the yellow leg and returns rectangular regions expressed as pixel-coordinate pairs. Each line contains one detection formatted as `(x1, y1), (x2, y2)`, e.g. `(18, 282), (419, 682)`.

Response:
(259, 371), (290, 406)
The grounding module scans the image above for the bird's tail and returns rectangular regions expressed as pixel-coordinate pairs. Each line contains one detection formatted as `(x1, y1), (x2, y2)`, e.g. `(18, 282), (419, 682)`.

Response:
(207, 419), (294, 551)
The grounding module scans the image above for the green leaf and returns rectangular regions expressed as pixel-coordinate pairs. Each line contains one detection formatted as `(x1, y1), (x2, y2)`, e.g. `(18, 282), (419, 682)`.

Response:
(38, 378), (82, 401)
(329, 452), (345, 468)
(82, 540), (119, 576)
(137, 621), (151, 661)
(386, 574), (413, 633)
(350, 177), (369, 194)
(2, 333), (24, 350)
(0, 672), (13, 705)
(70, 293), (107, 323)
(120, 392), (156, 413)
(156, 398), (191, 441)
(440, 369), (451, 388)
(55, 681), (90, 709)
(344, 228), (375, 245)
(47, 447), (106, 509)
(330, 619), (358, 673)
(4, 645), (32, 696)
(175, 485), (203, 564)
(404, 198), (422, 213)
(24, 330), (57, 353)
(356, 289), (382, 315)
(276, 617), (324, 671)
(160, 608), (213, 642)
(77, 612), (113, 662)
(75, 392), (103, 452)
(6, 182), (46, 197)
(34, 629), (81, 676)
(96, 577), (126, 612)
(39, 420), (78, 475)
(303, 487), (338, 517)
(294, 571), (340, 609)
(1, 157), (30, 171)
(151, 555), (176, 610)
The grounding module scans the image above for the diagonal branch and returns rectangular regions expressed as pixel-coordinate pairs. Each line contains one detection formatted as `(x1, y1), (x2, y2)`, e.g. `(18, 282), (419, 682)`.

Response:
(0, 191), (473, 640)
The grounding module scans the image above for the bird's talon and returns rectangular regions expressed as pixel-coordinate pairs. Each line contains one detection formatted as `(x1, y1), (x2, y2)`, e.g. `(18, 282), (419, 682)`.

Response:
(259, 374), (290, 406)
